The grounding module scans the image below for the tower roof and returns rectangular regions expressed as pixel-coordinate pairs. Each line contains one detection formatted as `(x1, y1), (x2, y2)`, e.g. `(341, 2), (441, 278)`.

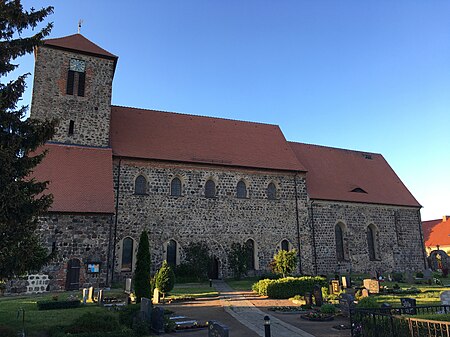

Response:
(44, 33), (117, 60)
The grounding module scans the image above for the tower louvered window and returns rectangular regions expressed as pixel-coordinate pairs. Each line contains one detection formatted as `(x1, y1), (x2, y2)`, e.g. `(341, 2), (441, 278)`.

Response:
(67, 59), (86, 97)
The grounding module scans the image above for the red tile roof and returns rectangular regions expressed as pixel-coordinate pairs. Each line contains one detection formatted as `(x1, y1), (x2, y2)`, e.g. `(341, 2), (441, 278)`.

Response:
(110, 106), (306, 172)
(32, 144), (115, 213)
(44, 34), (117, 60)
(289, 142), (421, 207)
(422, 216), (450, 247)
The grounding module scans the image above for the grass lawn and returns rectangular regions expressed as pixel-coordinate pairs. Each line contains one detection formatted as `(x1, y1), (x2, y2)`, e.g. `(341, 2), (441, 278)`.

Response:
(225, 277), (260, 291)
(168, 282), (218, 299)
(0, 292), (109, 337)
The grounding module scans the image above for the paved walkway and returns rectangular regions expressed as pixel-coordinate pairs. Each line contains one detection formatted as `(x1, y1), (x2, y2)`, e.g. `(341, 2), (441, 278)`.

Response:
(214, 280), (315, 337)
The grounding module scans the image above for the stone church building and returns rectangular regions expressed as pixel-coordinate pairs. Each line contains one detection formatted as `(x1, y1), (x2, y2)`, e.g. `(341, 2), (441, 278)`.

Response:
(29, 34), (426, 290)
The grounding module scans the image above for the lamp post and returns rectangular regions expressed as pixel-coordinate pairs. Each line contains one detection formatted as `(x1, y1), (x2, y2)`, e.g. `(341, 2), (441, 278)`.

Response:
(264, 315), (271, 337)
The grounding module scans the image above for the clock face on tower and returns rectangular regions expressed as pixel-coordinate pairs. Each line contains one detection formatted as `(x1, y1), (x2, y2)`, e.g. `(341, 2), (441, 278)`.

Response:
(69, 59), (86, 72)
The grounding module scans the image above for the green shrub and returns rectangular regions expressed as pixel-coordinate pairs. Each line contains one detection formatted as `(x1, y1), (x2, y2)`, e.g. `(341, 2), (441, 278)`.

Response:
(0, 325), (16, 337)
(175, 241), (211, 281)
(392, 272), (403, 282)
(36, 300), (80, 310)
(356, 296), (380, 309)
(416, 271), (424, 278)
(320, 303), (337, 314)
(228, 242), (249, 280)
(271, 249), (298, 277)
(65, 312), (122, 334)
(119, 304), (140, 328)
(253, 276), (327, 299)
(156, 260), (175, 298)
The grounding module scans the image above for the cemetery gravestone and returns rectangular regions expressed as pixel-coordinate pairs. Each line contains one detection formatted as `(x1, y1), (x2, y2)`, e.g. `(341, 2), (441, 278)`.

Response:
(153, 288), (160, 304)
(87, 286), (94, 303)
(330, 280), (341, 294)
(341, 276), (348, 289)
(151, 306), (165, 333)
(97, 289), (104, 305)
(361, 288), (369, 298)
(208, 320), (229, 337)
(125, 278), (132, 294)
(400, 298), (417, 315)
(440, 291), (450, 306)
(82, 288), (88, 304)
(423, 269), (432, 281)
(405, 271), (414, 284)
(363, 279), (380, 294)
(313, 284), (323, 306)
(141, 297), (152, 321)
(304, 292), (313, 306)
(339, 294), (355, 317)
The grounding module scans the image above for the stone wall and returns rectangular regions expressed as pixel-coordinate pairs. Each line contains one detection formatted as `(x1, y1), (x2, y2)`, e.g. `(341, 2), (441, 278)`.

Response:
(309, 200), (425, 275)
(30, 46), (114, 147)
(112, 158), (310, 279)
(37, 213), (113, 291)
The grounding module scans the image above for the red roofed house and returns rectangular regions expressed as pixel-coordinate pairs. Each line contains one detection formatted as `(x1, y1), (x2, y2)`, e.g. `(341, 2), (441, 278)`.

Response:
(422, 216), (450, 255)
(25, 34), (426, 291)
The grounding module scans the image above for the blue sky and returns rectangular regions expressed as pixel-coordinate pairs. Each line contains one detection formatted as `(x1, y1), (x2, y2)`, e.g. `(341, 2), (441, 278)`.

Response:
(15, 1), (450, 220)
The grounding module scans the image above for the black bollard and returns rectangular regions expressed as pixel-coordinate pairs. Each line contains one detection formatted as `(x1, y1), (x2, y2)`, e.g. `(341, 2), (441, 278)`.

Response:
(264, 315), (271, 337)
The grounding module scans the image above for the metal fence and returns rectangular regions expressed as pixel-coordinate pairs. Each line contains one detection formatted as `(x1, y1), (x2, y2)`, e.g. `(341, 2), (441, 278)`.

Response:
(350, 305), (450, 337)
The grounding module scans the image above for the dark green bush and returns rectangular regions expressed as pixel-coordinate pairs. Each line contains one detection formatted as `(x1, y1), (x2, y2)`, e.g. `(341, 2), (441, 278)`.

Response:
(119, 304), (140, 328)
(36, 300), (80, 310)
(0, 325), (16, 337)
(320, 303), (337, 314)
(253, 276), (327, 299)
(416, 271), (424, 278)
(134, 230), (152, 303)
(175, 241), (211, 281)
(392, 272), (403, 282)
(64, 312), (122, 334)
(356, 296), (380, 309)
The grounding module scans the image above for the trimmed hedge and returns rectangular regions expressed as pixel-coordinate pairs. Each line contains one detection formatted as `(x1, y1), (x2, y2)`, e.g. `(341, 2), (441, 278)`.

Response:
(252, 276), (327, 299)
(37, 300), (81, 310)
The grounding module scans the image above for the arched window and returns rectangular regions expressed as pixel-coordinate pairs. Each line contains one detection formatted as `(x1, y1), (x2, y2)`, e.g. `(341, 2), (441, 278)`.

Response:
(135, 175), (147, 195)
(167, 240), (177, 266)
(171, 178), (182, 196)
(335, 223), (345, 261)
(246, 239), (255, 270)
(267, 183), (276, 200)
(236, 181), (247, 199)
(367, 224), (378, 261)
(205, 179), (216, 198)
(281, 239), (289, 251)
(121, 237), (134, 271)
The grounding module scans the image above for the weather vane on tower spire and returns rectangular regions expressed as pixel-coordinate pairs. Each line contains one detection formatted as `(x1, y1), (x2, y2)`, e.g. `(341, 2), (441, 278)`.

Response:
(77, 19), (83, 34)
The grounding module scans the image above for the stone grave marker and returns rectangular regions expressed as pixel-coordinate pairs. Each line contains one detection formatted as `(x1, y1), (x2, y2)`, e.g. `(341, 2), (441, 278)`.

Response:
(363, 279), (380, 294)
(82, 288), (88, 304)
(330, 280), (341, 294)
(151, 306), (165, 333)
(341, 276), (348, 289)
(313, 284), (323, 306)
(339, 293), (355, 317)
(125, 278), (132, 294)
(361, 288), (369, 298)
(440, 291), (450, 306)
(424, 269), (432, 280)
(400, 298), (417, 315)
(405, 271), (414, 284)
(87, 286), (94, 303)
(208, 320), (229, 337)
(97, 289), (104, 305)
(153, 288), (161, 304)
(304, 292), (313, 306)
(140, 297), (152, 321)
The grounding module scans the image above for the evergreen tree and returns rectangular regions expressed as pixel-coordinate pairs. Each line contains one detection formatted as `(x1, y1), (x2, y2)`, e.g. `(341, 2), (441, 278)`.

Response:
(134, 230), (151, 303)
(155, 260), (175, 299)
(227, 242), (248, 280)
(0, 1), (56, 280)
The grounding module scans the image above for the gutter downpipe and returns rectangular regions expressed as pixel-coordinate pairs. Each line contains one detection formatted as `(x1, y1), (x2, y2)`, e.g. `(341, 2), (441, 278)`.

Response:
(293, 174), (302, 275)
(310, 200), (318, 275)
(111, 158), (122, 284)
(417, 209), (427, 270)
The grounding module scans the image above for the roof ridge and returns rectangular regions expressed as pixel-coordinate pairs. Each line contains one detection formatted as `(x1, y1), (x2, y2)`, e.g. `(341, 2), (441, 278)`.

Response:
(289, 140), (381, 156)
(111, 104), (279, 127)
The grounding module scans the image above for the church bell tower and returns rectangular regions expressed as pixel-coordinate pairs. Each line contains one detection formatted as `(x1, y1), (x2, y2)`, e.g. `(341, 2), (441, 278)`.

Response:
(30, 34), (117, 147)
